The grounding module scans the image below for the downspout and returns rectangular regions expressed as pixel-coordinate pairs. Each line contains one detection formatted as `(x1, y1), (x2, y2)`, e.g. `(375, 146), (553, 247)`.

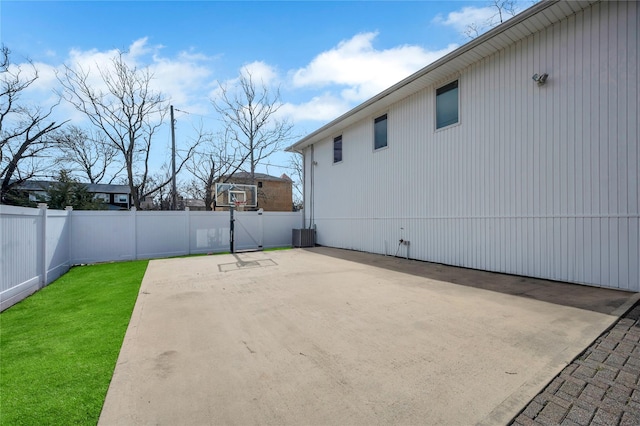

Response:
(301, 148), (306, 229)
(296, 148), (305, 229)
(310, 144), (315, 230)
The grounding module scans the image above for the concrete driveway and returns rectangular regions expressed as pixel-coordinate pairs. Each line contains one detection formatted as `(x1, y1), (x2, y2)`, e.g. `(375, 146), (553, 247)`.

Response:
(99, 248), (638, 425)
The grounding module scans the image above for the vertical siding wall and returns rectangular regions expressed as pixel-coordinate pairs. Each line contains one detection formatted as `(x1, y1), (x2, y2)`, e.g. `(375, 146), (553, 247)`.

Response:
(1, 207), (303, 310)
(309, 1), (639, 290)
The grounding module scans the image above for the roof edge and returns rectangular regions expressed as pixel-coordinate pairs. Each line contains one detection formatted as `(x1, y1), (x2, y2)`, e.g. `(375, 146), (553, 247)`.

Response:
(286, 0), (571, 153)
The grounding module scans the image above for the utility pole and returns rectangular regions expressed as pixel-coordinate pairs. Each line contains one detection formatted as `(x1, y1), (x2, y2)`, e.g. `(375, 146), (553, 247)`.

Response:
(170, 105), (177, 210)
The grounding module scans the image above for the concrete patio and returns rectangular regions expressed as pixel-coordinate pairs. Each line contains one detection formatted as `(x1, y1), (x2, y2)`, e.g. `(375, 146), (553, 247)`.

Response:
(99, 248), (638, 425)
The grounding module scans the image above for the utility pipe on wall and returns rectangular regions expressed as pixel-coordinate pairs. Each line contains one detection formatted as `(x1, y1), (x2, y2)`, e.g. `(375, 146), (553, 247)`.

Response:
(300, 149), (306, 229)
(310, 144), (315, 230)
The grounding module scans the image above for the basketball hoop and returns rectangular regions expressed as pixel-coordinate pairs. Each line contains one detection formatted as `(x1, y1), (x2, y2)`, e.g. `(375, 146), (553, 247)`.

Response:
(234, 200), (246, 211)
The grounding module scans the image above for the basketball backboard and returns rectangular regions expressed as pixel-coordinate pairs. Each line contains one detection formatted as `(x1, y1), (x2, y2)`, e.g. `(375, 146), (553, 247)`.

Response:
(214, 183), (258, 208)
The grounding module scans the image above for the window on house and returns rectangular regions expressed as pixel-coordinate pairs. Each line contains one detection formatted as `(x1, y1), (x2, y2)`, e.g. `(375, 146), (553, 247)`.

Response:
(258, 181), (263, 188)
(29, 191), (46, 202)
(374, 114), (388, 150)
(116, 194), (128, 203)
(94, 193), (110, 203)
(333, 135), (342, 163)
(436, 80), (459, 129)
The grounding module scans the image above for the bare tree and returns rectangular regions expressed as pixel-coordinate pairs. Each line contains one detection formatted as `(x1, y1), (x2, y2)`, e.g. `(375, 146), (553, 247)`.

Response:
(212, 71), (294, 186)
(288, 153), (303, 208)
(0, 45), (67, 204)
(464, 0), (519, 39)
(185, 127), (247, 210)
(186, 153), (221, 211)
(55, 125), (122, 184)
(58, 51), (197, 208)
(143, 167), (174, 210)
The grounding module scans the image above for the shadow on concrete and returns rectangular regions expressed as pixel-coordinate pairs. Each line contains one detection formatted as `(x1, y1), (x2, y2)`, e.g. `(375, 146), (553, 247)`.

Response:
(306, 246), (636, 315)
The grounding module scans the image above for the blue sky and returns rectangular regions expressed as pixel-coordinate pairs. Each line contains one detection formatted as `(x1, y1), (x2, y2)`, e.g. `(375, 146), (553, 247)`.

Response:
(1, 0), (529, 178)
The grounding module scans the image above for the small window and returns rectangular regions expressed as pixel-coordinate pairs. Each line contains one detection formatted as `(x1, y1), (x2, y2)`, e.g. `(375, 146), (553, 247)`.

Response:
(374, 114), (388, 150)
(94, 193), (110, 203)
(116, 194), (128, 203)
(29, 192), (46, 202)
(258, 181), (263, 188)
(436, 80), (459, 129)
(333, 135), (342, 163)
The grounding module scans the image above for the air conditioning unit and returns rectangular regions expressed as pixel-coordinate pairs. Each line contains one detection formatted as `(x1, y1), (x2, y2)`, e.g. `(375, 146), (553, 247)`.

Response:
(292, 228), (315, 248)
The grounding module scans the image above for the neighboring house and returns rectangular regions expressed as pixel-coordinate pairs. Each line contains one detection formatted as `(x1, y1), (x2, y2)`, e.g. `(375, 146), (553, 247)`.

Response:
(287, 0), (639, 291)
(214, 172), (293, 211)
(137, 196), (205, 211)
(184, 198), (206, 211)
(16, 180), (132, 210)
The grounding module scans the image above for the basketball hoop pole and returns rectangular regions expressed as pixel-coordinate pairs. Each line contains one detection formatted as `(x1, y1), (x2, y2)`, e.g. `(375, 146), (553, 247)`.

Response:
(229, 204), (235, 253)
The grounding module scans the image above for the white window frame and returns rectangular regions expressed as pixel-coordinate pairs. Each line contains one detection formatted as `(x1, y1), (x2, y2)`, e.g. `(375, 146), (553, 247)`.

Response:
(115, 194), (129, 203)
(94, 193), (110, 203)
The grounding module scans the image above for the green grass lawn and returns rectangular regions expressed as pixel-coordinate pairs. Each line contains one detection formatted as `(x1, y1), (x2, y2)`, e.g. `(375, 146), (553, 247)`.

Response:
(0, 260), (148, 426)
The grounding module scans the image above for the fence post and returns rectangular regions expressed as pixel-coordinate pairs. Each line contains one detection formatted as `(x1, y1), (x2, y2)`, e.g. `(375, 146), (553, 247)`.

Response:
(230, 206), (235, 253)
(131, 207), (137, 260)
(185, 207), (191, 255)
(65, 206), (73, 267)
(258, 209), (264, 250)
(38, 203), (48, 288)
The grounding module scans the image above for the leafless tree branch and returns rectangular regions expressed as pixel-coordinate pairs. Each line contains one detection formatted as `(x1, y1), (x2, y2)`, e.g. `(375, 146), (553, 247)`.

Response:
(58, 51), (188, 208)
(464, 0), (519, 39)
(211, 71), (294, 186)
(54, 125), (123, 183)
(1, 45), (67, 203)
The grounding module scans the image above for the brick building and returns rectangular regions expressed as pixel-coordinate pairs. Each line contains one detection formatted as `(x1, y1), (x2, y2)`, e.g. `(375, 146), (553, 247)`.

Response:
(214, 172), (293, 212)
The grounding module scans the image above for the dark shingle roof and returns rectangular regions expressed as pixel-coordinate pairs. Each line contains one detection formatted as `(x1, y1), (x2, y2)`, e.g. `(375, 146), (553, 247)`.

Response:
(16, 180), (130, 194)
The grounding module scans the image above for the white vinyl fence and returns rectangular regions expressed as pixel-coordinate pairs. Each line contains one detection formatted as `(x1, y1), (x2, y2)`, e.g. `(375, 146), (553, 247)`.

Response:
(0, 204), (303, 311)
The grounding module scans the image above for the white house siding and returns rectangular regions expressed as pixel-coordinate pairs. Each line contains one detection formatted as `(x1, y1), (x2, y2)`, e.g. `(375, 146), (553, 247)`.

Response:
(306, 1), (639, 291)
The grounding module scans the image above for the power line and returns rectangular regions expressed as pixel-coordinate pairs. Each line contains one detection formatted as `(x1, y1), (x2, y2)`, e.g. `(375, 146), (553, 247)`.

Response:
(173, 108), (218, 120)
(262, 162), (297, 170)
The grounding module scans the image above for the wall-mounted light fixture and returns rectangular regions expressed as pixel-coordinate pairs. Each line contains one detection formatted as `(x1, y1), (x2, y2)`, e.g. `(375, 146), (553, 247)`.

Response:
(532, 73), (549, 86)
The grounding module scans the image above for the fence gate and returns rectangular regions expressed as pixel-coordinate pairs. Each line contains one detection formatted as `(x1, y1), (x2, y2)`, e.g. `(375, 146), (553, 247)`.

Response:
(231, 210), (263, 252)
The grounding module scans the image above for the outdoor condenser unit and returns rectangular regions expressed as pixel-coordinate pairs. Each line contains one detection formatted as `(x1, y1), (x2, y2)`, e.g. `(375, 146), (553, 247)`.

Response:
(292, 228), (315, 248)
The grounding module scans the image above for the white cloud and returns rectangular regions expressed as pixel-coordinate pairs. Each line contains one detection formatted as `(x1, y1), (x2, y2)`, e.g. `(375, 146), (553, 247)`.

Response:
(67, 46), (120, 73)
(279, 93), (351, 123)
(433, 2), (530, 37)
(241, 61), (278, 86)
(432, 6), (496, 33)
(4, 38), (219, 131)
(61, 38), (215, 114)
(150, 52), (214, 107)
(209, 61), (282, 114)
(8, 31), (462, 133)
(291, 32), (457, 103)
(127, 37), (155, 59)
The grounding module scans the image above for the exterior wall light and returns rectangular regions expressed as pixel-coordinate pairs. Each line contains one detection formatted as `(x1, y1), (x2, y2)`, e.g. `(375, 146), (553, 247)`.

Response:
(532, 73), (549, 86)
